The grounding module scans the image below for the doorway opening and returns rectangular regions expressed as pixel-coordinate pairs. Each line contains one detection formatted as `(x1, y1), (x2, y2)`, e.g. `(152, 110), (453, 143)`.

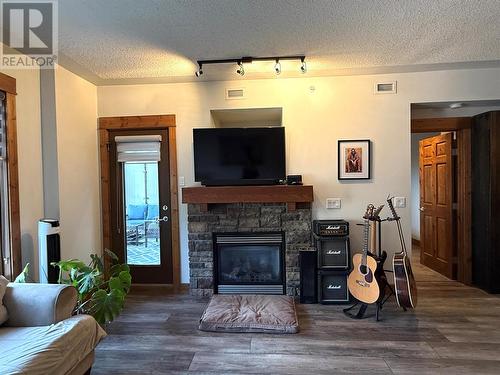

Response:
(99, 115), (180, 287)
(410, 100), (500, 289)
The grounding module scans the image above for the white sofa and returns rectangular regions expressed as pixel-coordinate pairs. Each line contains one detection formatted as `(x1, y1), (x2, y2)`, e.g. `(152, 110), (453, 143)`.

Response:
(0, 283), (106, 375)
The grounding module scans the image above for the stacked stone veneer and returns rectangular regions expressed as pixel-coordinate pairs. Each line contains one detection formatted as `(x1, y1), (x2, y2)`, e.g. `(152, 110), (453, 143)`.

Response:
(188, 203), (313, 296)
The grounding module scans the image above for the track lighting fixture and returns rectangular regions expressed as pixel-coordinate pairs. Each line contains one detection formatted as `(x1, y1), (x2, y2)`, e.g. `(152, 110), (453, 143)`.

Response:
(194, 55), (306, 77)
(274, 59), (281, 75)
(236, 61), (245, 76)
(195, 63), (203, 77)
(300, 58), (307, 74)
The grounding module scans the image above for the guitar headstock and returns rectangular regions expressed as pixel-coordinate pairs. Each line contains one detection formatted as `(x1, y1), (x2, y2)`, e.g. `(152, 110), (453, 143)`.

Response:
(363, 204), (375, 220)
(363, 203), (384, 221)
(386, 195), (400, 221)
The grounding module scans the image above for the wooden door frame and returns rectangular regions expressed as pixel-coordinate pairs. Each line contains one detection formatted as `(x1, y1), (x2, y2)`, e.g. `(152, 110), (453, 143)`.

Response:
(0, 72), (21, 280)
(411, 117), (472, 284)
(98, 115), (180, 289)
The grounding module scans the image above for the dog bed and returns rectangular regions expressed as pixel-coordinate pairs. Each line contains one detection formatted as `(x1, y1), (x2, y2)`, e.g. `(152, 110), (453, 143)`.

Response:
(199, 294), (299, 333)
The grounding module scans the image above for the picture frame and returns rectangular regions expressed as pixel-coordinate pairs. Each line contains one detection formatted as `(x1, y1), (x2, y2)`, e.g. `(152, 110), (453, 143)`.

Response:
(338, 139), (371, 180)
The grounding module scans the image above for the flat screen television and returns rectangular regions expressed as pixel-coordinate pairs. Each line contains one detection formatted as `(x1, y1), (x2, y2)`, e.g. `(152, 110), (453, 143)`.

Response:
(193, 127), (286, 186)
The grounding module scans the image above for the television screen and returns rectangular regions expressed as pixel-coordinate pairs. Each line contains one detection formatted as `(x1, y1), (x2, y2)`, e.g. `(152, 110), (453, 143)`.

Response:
(193, 127), (286, 185)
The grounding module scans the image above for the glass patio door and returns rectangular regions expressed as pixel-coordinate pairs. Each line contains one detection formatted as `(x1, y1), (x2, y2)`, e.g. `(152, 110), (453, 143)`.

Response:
(109, 129), (173, 284)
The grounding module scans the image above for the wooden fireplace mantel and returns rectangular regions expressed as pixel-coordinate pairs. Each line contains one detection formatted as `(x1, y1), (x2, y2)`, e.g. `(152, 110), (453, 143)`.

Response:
(182, 185), (314, 212)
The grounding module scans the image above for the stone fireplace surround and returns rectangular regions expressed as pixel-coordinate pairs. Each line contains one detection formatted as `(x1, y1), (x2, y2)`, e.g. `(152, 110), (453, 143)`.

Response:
(187, 202), (313, 296)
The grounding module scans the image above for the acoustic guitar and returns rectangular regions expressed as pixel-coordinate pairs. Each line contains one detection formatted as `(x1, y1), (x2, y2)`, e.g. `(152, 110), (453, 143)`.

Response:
(368, 207), (390, 304)
(347, 205), (380, 304)
(387, 196), (418, 308)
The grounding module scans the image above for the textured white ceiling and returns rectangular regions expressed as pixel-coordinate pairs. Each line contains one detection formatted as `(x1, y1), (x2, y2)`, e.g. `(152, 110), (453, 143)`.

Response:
(58, 0), (500, 84)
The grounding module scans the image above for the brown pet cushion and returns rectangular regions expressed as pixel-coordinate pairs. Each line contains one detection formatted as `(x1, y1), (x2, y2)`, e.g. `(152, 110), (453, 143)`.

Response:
(199, 294), (299, 333)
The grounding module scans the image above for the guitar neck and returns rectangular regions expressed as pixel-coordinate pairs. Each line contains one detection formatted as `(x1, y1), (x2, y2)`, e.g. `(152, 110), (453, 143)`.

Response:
(370, 220), (377, 254)
(387, 197), (400, 221)
(362, 219), (370, 265)
(387, 196), (407, 255)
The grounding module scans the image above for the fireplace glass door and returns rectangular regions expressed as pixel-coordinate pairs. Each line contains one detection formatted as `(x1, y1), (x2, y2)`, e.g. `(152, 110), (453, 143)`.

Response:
(214, 232), (285, 294)
(219, 245), (281, 284)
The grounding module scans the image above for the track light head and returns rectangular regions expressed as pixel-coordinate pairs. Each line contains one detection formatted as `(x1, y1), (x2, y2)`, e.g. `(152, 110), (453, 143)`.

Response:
(236, 61), (245, 76)
(300, 58), (307, 74)
(274, 59), (281, 75)
(195, 63), (203, 77)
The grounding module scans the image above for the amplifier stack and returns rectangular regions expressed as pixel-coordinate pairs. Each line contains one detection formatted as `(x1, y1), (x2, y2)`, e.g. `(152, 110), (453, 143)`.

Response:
(314, 220), (351, 304)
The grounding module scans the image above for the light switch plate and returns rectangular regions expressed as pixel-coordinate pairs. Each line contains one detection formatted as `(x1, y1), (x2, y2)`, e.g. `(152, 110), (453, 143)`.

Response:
(179, 176), (185, 187)
(326, 198), (341, 209)
(394, 197), (406, 208)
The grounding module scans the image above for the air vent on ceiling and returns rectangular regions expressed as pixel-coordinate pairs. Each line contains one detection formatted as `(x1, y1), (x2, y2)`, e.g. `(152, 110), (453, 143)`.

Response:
(374, 81), (397, 94)
(225, 88), (245, 100)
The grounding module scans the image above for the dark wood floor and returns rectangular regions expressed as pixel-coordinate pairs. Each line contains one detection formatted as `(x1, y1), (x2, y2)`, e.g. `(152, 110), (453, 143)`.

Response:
(92, 249), (500, 374)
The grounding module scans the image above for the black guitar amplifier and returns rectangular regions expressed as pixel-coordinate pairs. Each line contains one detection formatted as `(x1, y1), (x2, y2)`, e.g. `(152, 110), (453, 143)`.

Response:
(318, 270), (351, 304)
(313, 220), (349, 237)
(315, 236), (350, 269)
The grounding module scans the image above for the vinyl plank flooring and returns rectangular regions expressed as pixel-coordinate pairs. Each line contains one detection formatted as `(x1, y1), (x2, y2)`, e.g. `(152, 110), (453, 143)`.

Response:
(98, 334), (251, 353)
(251, 338), (438, 358)
(437, 327), (500, 343)
(92, 246), (500, 375)
(429, 342), (500, 361)
(385, 357), (500, 375)
(92, 349), (194, 374)
(188, 353), (392, 374)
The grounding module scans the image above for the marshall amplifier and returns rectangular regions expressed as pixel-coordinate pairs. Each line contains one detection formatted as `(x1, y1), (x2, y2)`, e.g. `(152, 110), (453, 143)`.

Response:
(318, 270), (351, 304)
(313, 220), (349, 237)
(314, 235), (350, 269)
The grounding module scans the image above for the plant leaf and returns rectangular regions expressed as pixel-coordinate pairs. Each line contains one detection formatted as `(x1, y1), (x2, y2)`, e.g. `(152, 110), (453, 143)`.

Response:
(105, 249), (119, 265)
(110, 263), (130, 278)
(89, 288), (125, 324)
(77, 269), (102, 297)
(90, 254), (104, 273)
(118, 270), (131, 293)
(14, 263), (30, 283)
(54, 259), (87, 273)
(109, 271), (131, 294)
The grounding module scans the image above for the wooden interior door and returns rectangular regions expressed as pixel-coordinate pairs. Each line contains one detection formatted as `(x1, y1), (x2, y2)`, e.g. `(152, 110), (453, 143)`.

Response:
(419, 133), (455, 278)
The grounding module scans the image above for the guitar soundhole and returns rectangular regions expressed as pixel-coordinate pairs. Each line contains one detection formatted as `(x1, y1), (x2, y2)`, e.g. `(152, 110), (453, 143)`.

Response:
(360, 265), (368, 275)
(364, 270), (373, 283)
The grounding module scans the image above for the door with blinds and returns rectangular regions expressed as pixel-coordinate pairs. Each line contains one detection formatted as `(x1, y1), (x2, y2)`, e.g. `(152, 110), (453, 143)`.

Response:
(109, 129), (173, 283)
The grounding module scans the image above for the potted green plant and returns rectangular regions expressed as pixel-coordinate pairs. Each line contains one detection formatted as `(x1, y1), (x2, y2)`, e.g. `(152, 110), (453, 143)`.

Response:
(53, 249), (131, 325)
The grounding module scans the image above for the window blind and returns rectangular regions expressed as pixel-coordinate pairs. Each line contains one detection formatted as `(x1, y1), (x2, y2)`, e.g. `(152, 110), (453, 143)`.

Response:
(115, 135), (162, 162)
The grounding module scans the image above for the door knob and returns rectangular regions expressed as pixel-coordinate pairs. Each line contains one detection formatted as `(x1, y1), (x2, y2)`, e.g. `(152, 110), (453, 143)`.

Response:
(420, 207), (425, 212)
(156, 216), (169, 222)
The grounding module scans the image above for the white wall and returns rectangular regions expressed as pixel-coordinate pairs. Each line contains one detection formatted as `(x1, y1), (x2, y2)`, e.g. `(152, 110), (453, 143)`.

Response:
(410, 132), (439, 241)
(98, 67), (500, 283)
(1, 68), (44, 280)
(55, 65), (100, 262)
(1, 63), (100, 278)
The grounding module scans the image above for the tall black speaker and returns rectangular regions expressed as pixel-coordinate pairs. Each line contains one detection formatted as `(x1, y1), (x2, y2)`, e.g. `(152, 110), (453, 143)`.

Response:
(299, 250), (317, 303)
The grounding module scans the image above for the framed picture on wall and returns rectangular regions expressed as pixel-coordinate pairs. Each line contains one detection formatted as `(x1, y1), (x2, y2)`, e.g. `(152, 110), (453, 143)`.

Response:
(338, 139), (371, 180)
